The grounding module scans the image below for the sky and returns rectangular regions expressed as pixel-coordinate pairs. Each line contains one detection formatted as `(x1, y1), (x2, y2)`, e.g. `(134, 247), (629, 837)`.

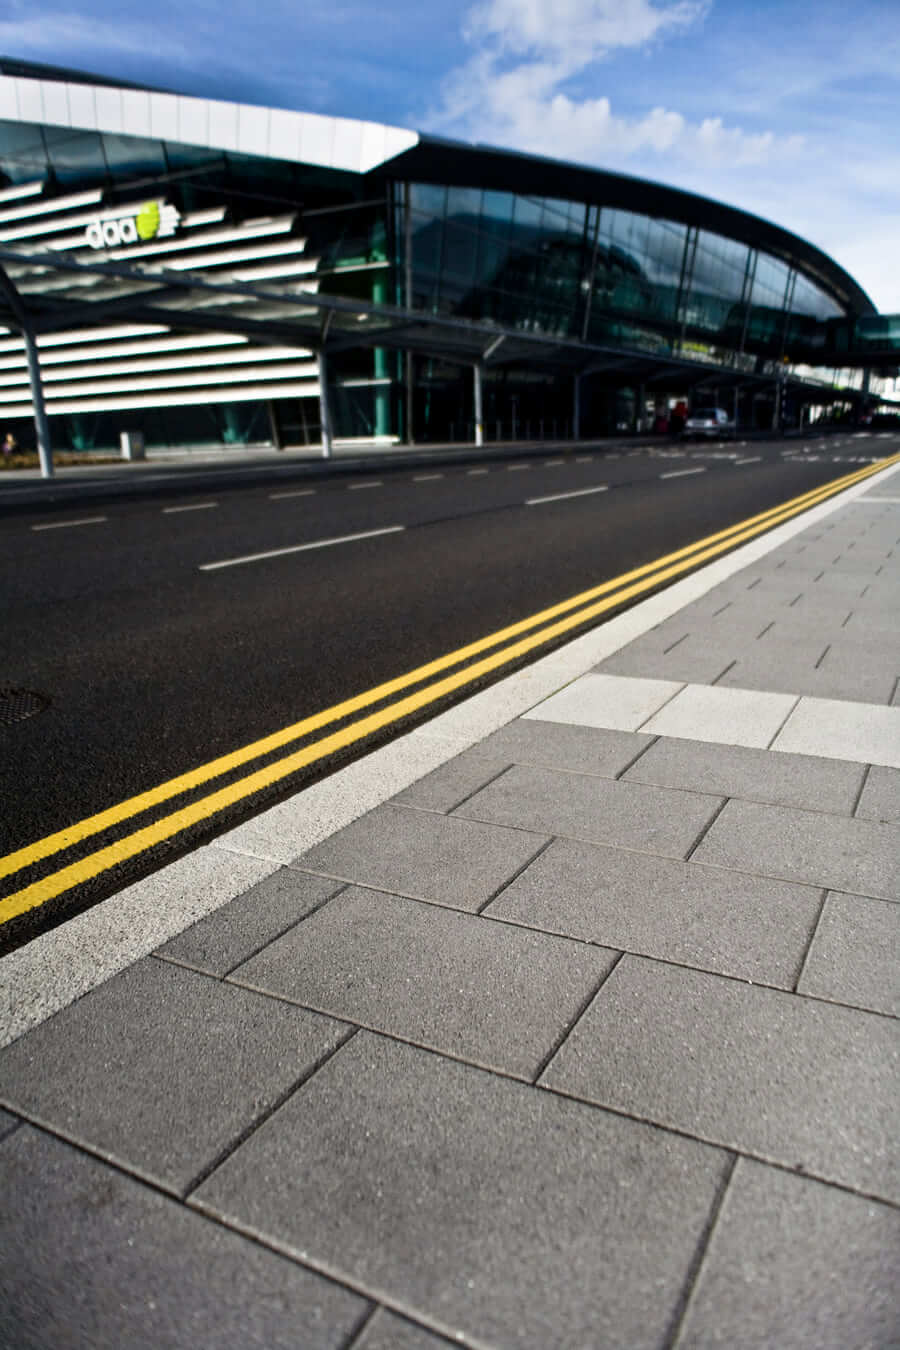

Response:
(3, 0), (899, 311)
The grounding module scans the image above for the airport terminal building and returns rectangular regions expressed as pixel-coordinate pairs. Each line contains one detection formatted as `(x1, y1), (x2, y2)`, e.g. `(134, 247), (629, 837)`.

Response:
(0, 55), (897, 456)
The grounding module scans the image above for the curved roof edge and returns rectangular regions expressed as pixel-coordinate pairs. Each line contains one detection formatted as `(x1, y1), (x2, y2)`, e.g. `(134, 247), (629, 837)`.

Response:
(0, 67), (419, 176)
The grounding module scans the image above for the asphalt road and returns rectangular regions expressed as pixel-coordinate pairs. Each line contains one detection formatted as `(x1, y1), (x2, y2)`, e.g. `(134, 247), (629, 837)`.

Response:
(2, 430), (896, 948)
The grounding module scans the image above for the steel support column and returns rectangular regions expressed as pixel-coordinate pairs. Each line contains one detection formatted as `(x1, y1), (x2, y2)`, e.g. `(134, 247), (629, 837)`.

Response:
(473, 363), (484, 447)
(317, 351), (333, 458)
(23, 324), (53, 479)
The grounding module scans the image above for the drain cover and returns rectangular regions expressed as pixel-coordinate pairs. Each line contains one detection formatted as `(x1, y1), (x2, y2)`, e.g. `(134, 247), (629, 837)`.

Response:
(0, 687), (50, 727)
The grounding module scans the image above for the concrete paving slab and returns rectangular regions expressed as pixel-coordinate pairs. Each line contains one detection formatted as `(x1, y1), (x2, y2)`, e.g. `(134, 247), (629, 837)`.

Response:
(771, 696), (900, 767)
(486, 840), (822, 989)
(541, 956), (899, 1202)
(390, 751), (513, 813)
(622, 737), (864, 815)
(231, 886), (616, 1079)
(355, 1309), (458, 1349)
(855, 765), (900, 822)
(456, 763), (722, 858)
(693, 798), (900, 899)
(797, 892), (900, 1017)
(194, 1032), (730, 1350)
(523, 672), (683, 730)
(453, 718), (653, 779)
(0, 1126), (368, 1350)
(716, 655), (897, 706)
(674, 1158), (900, 1350)
(595, 641), (746, 685)
(638, 685), (798, 748)
(155, 869), (344, 977)
(292, 803), (548, 912)
(0, 959), (349, 1195)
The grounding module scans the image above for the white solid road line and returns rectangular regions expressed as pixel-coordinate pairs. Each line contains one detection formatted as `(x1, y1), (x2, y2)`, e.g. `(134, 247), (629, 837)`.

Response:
(31, 516), (107, 531)
(162, 502), (218, 513)
(348, 481), (382, 490)
(661, 467), (707, 479)
(200, 525), (405, 571)
(270, 488), (316, 500)
(734, 456), (762, 465)
(526, 485), (610, 506)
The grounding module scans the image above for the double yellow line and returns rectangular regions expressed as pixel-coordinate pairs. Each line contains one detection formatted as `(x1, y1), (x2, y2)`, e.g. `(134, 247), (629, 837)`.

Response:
(2, 453), (897, 927)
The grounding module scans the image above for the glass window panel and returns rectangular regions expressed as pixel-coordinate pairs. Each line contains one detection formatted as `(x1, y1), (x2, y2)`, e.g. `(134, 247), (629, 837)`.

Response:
(42, 127), (108, 185)
(0, 120), (48, 183)
(101, 132), (168, 178)
(410, 183), (446, 218)
(512, 195), (543, 233)
(480, 190), (514, 230)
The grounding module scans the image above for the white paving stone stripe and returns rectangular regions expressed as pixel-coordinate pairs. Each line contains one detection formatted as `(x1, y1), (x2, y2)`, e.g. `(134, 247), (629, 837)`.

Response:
(526, 672), (900, 765)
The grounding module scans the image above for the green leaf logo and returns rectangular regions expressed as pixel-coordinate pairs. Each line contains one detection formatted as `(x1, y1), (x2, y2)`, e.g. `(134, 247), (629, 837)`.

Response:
(136, 200), (160, 241)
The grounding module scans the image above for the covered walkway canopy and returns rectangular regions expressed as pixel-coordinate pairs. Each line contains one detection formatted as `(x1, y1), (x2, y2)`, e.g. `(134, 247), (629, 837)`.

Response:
(0, 243), (887, 478)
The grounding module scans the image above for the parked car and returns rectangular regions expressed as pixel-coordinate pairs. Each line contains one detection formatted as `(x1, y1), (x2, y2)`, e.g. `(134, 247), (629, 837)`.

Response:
(683, 406), (734, 438)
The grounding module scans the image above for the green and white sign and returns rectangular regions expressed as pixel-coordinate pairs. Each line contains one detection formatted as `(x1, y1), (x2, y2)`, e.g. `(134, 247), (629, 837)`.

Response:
(86, 200), (181, 249)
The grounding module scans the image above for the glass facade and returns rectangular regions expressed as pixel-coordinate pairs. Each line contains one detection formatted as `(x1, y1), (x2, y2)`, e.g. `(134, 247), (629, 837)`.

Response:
(402, 181), (852, 367)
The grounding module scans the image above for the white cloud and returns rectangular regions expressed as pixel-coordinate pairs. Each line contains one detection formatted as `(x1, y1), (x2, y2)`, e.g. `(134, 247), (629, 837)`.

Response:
(429, 0), (802, 173)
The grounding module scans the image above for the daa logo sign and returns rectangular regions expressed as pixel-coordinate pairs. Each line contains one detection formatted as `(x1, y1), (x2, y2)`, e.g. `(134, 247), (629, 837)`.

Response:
(86, 200), (181, 249)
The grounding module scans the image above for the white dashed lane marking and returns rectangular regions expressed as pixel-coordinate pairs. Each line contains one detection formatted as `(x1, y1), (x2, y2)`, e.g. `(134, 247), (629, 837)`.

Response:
(661, 467), (707, 479)
(526, 485), (610, 506)
(162, 502), (218, 514)
(348, 481), (383, 491)
(31, 516), (107, 532)
(270, 488), (316, 500)
(200, 525), (405, 571)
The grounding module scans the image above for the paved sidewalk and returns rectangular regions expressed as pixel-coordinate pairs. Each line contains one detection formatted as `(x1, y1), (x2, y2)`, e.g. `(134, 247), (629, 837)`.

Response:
(1, 466), (898, 1348)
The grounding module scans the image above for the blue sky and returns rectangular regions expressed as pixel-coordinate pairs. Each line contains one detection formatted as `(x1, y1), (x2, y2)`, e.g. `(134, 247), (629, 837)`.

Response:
(4, 0), (899, 311)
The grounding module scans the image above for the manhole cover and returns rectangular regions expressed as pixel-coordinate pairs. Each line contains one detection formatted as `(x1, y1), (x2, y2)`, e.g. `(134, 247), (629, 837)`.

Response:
(0, 687), (50, 727)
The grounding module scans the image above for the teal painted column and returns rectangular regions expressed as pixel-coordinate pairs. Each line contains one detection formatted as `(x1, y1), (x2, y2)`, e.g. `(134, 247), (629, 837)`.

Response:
(372, 272), (390, 438)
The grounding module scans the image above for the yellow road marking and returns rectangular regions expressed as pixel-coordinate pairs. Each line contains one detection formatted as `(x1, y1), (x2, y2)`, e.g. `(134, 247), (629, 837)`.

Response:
(2, 457), (877, 883)
(1, 453), (896, 924)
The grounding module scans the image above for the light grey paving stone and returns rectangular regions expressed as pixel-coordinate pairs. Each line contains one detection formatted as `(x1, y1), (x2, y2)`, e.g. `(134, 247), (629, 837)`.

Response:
(486, 840), (821, 989)
(393, 723), (651, 812)
(0, 959), (348, 1195)
(0, 1106), (19, 1142)
(675, 1158), (900, 1350)
(540, 956), (899, 1203)
(0, 1126), (367, 1350)
(194, 1033), (730, 1350)
(232, 886), (616, 1079)
(155, 869), (344, 977)
(623, 737), (864, 815)
(523, 672), (682, 731)
(464, 718), (653, 779)
(292, 803), (547, 912)
(718, 656), (896, 706)
(456, 763), (722, 858)
(856, 765), (900, 822)
(595, 642), (744, 685)
(797, 892), (900, 1017)
(693, 798), (900, 900)
(354, 1308), (463, 1349)
(391, 750), (512, 812)
(639, 685), (797, 749)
